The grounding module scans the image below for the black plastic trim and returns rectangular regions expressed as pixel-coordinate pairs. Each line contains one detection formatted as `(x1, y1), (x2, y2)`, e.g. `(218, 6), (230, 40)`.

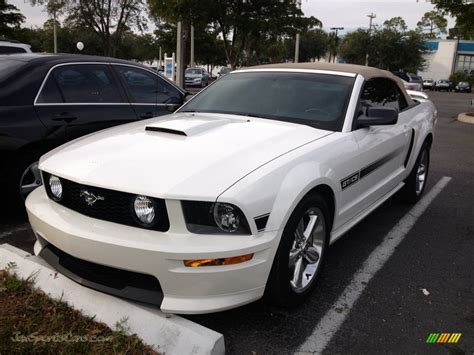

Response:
(40, 244), (163, 306)
(254, 213), (270, 232)
(145, 126), (187, 136)
(404, 129), (415, 167)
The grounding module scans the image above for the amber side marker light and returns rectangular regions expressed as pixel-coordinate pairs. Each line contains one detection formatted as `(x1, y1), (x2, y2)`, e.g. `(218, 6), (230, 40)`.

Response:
(184, 253), (253, 267)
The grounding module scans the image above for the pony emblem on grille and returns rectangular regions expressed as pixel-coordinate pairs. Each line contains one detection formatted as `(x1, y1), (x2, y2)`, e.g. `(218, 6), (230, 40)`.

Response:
(80, 190), (105, 206)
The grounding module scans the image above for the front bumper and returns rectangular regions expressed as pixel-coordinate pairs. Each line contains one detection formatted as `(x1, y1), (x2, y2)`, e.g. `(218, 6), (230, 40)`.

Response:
(26, 187), (278, 314)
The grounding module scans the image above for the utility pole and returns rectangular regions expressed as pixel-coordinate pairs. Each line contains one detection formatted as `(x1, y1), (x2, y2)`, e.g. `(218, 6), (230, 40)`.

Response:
(294, 0), (301, 63)
(176, 21), (183, 87)
(365, 13), (376, 66)
(190, 24), (195, 68)
(330, 27), (344, 63)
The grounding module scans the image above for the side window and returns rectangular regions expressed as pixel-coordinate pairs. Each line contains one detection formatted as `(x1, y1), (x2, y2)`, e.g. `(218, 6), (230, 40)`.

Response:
(360, 78), (402, 112)
(114, 66), (181, 104)
(0, 46), (27, 54)
(36, 75), (63, 103)
(38, 64), (124, 104)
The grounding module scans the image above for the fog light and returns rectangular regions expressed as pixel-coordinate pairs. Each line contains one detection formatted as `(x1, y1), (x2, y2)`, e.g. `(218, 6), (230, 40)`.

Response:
(49, 175), (63, 200)
(184, 253), (253, 267)
(133, 195), (156, 225)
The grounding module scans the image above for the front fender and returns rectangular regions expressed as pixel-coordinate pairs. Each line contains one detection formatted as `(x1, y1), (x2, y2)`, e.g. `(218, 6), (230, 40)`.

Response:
(217, 148), (339, 236)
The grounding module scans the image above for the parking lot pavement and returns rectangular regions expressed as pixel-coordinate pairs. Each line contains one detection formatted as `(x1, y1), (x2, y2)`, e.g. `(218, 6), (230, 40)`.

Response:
(1, 91), (472, 353)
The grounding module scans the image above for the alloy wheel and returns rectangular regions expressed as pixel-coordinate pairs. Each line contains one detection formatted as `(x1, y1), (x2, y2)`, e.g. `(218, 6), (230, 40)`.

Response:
(289, 207), (326, 293)
(19, 161), (42, 200)
(416, 149), (428, 195)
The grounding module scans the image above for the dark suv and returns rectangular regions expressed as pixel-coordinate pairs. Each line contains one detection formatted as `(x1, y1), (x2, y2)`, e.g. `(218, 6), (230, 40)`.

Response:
(0, 54), (187, 208)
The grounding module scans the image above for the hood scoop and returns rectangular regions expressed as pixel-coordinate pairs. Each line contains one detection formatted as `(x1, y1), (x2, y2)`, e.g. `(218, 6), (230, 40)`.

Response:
(145, 126), (187, 136)
(145, 115), (232, 137)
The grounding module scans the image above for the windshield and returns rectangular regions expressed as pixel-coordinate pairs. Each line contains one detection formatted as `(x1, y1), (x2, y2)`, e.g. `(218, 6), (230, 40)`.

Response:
(180, 71), (355, 131)
(186, 68), (202, 75)
(220, 67), (231, 74)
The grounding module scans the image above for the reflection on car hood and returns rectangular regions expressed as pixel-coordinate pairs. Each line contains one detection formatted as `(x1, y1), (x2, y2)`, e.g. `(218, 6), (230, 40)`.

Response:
(185, 73), (202, 78)
(40, 112), (332, 200)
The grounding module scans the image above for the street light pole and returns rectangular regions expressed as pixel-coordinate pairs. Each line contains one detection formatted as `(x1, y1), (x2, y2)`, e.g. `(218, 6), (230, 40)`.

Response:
(176, 21), (183, 87)
(365, 13), (376, 66)
(53, 8), (57, 53)
(190, 24), (195, 68)
(330, 27), (344, 63)
(294, 0), (301, 63)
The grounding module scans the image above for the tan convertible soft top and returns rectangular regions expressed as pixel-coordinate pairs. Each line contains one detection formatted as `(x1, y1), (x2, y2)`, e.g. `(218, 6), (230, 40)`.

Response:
(247, 62), (415, 107)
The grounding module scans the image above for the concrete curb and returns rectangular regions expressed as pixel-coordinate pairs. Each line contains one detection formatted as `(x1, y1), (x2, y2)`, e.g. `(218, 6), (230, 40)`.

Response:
(457, 112), (474, 124)
(0, 243), (225, 355)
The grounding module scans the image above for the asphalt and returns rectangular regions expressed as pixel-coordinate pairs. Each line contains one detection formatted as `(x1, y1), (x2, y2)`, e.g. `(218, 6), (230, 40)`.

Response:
(1, 91), (473, 354)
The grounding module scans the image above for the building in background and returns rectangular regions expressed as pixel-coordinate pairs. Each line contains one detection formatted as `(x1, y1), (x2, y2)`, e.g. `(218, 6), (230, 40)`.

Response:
(420, 39), (474, 80)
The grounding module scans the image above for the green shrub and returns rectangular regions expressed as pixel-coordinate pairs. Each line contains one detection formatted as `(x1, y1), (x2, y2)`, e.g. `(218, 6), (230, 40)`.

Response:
(449, 71), (474, 86)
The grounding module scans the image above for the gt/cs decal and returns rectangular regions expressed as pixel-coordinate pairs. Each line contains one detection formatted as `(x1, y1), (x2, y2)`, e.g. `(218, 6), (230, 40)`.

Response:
(341, 172), (360, 190)
(340, 147), (405, 191)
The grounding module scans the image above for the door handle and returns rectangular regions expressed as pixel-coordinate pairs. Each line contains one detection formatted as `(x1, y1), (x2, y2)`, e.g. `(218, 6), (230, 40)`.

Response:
(53, 112), (77, 123)
(140, 112), (154, 119)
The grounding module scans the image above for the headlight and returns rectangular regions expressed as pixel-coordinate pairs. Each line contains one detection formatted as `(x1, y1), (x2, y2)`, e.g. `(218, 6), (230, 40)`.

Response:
(133, 195), (156, 226)
(48, 175), (63, 200)
(213, 203), (240, 232)
(181, 201), (251, 235)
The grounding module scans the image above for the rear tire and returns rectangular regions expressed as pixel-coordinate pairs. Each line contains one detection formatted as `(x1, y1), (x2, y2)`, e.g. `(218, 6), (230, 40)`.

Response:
(399, 142), (430, 204)
(265, 192), (330, 307)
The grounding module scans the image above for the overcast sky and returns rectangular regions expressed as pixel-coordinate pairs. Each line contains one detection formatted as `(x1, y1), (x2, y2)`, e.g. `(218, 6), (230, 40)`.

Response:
(11, 0), (455, 35)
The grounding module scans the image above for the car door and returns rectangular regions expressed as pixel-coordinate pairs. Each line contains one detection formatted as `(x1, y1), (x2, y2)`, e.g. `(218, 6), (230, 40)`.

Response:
(35, 63), (137, 141)
(349, 77), (411, 214)
(112, 64), (183, 119)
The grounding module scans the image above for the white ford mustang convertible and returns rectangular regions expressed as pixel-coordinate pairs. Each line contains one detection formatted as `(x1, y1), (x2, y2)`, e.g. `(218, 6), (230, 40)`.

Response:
(26, 63), (436, 314)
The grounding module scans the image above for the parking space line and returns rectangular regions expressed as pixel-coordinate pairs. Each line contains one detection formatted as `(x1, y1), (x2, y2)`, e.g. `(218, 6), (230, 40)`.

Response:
(298, 176), (452, 354)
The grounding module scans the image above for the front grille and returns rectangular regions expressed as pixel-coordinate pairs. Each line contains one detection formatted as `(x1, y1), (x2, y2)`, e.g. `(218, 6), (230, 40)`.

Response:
(43, 172), (169, 232)
(40, 244), (163, 306)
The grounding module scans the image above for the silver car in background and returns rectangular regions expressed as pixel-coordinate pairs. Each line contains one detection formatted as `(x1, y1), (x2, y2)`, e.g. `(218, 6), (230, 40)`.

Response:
(185, 67), (209, 87)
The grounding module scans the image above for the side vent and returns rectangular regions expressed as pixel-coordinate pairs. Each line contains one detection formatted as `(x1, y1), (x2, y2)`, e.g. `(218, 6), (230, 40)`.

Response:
(404, 129), (415, 167)
(254, 213), (270, 232)
(145, 126), (187, 136)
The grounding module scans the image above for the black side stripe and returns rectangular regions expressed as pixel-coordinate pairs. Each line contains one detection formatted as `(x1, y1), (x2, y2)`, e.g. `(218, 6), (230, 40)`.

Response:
(254, 213), (270, 232)
(404, 129), (415, 168)
(340, 147), (404, 190)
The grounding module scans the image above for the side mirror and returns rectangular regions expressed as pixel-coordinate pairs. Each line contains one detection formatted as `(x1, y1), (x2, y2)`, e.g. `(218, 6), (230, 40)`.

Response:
(357, 107), (398, 128)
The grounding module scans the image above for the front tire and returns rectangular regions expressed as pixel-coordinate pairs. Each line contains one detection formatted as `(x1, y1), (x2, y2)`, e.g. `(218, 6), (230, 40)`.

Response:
(399, 142), (430, 204)
(265, 192), (330, 307)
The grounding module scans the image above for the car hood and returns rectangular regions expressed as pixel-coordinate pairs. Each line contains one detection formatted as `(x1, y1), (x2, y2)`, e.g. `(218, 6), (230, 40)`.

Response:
(40, 112), (332, 200)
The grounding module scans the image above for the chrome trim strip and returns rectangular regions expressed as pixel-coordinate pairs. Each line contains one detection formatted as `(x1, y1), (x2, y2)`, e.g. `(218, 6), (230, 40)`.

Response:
(35, 103), (172, 106)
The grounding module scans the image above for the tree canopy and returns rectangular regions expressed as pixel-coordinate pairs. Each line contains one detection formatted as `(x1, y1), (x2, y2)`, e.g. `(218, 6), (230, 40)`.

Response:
(339, 18), (426, 73)
(417, 10), (447, 39)
(148, 0), (322, 69)
(0, 0), (25, 38)
(435, 0), (474, 40)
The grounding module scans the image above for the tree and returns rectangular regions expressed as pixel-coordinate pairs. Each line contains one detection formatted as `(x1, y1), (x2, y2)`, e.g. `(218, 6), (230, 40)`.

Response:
(417, 10), (447, 38)
(383, 17), (407, 33)
(339, 29), (370, 65)
(340, 19), (426, 73)
(148, 0), (322, 69)
(435, 0), (474, 40)
(30, 0), (148, 56)
(0, 0), (25, 38)
(67, 0), (148, 56)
